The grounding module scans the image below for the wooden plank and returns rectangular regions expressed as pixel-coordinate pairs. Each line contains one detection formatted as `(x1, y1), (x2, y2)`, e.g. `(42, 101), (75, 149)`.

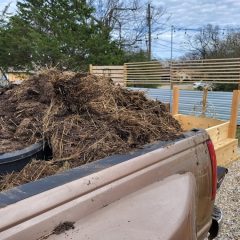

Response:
(171, 80), (239, 84)
(171, 65), (240, 69)
(100, 73), (124, 78)
(127, 77), (169, 79)
(175, 57), (240, 62)
(127, 64), (162, 67)
(92, 70), (123, 74)
(92, 72), (123, 76)
(127, 81), (170, 83)
(201, 88), (208, 116)
(172, 61), (240, 68)
(215, 139), (238, 166)
(172, 86), (179, 115)
(127, 66), (168, 69)
(127, 75), (169, 78)
(127, 70), (169, 73)
(214, 138), (237, 150)
(127, 71), (170, 74)
(92, 66), (123, 70)
(171, 71), (240, 74)
(206, 122), (230, 145)
(173, 60), (240, 63)
(228, 90), (240, 138)
(112, 79), (124, 81)
(171, 75), (240, 79)
(127, 81), (238, 84)
(125, 61), (160, 65)
(91, 69), (123, 72)
(123, 64), (127, 87)
(93, 73), (123, 80)
(89, 64), (93, 74)
(127, 67), (167, 70)
(126, 82), (170, 84)
(174, 114), (225, 131)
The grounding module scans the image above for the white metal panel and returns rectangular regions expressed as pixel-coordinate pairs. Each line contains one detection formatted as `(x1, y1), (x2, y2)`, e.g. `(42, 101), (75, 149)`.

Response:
(128, 88), (240, 124)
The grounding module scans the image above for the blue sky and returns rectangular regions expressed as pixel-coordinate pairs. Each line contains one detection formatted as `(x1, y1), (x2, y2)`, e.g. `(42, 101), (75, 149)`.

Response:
(1, 0), (240, 59)
(0, 0), (17, 12)
(150, 0), (240, 59)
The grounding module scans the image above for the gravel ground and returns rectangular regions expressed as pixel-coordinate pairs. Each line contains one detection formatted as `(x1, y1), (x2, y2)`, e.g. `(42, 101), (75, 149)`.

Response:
(215, 159), (240, 240)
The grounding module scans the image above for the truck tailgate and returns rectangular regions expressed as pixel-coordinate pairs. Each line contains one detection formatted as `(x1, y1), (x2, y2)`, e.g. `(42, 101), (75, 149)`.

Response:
(0, 130), (212, 240)
(46, 173), (196, 240)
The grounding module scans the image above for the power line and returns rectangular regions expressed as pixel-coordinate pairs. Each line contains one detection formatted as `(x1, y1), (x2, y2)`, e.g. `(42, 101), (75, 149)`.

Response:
(152, 42), (187, 52)
(172, 26), (240, 32)
(152, 37), (181, 44)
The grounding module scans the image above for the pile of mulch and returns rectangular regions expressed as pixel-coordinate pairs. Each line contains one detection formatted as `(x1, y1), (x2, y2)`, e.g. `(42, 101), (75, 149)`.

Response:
(0, 69), (182, 191)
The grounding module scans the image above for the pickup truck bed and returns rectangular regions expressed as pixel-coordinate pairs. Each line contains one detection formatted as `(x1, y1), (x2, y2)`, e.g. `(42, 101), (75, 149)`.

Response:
(0, 129), (216, 240)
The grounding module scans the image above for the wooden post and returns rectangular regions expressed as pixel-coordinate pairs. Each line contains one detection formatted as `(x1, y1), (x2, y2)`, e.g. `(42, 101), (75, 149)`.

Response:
(170, 63), (173, 90)
(201, 87), (208, 117)
(89, 64), (93, 74)
(123, 63), (127, 87)
(172, 86), (179, 115)
(228, 90), (240, 138)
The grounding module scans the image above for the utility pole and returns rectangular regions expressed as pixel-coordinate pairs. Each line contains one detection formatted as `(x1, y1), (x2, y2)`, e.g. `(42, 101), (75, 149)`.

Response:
(170, 25), (174, 90)
(147, 3), (152, 61)
(170, 25), (174, 61)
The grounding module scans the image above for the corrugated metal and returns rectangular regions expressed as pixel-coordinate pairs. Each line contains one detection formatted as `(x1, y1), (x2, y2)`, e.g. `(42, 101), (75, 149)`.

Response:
(128, 88), (240, 124)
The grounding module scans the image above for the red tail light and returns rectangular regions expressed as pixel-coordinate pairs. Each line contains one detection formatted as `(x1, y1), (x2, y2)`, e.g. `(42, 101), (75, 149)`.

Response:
(207, 140), (217, 200)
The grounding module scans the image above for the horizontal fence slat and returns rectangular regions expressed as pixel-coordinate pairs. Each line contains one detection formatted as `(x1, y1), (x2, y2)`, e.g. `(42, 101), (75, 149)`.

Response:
(171, 71), (240, 74)
(171, 65), (240, 69)
(126, 72), (169, 75)
(91, 58), (240, 86)
(127, 75), (170, 78)
(171, 75), (240, 79)
(172, 61), (240, 66)
(92, 66), (123, 70)
(126, 82), (170, 84)
(125, 61), (160, 65)
(126, 81), (170, 83)
(175, 57), (240, 62)
(127, 67), (167, 70)
(171, 81), (239, 84)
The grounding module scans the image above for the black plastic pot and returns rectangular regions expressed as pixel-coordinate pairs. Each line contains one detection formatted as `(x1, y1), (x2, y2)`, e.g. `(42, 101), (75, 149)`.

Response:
(0, 142), (51, 175)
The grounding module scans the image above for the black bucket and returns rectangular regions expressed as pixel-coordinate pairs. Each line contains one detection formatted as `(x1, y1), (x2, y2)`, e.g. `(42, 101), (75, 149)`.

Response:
(0, 142), (52, 175)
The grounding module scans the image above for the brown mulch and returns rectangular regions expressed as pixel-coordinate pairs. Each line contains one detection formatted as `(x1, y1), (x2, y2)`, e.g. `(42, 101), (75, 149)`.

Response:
(0, 69), (182, 191)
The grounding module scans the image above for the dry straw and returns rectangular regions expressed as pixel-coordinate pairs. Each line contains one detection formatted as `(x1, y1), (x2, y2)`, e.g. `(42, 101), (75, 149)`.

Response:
(0, 69), (182, 191)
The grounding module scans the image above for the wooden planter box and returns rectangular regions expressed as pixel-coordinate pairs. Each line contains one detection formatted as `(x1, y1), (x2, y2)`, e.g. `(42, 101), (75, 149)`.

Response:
(174, 114), (239, 166)
(171, 87), (240, 166)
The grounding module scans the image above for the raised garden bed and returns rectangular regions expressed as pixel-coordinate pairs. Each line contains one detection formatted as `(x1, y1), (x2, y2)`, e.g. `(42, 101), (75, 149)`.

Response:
(174, 114), (239, 166)
(171, 86), (240, 166)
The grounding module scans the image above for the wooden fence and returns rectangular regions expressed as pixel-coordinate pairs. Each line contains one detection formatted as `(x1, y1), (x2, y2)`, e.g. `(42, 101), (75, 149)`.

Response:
(89, 64), (125, 86)
(171, 58), (240, 84)
(90, 57), (240, 86)
(124, 61), (170, 86)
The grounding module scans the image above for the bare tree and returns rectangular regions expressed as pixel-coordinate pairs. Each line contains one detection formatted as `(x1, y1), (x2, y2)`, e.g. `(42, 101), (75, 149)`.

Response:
(183, 24), (240, 60)
(184, 25), (221, 59)
(88, 0), (169, 48)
